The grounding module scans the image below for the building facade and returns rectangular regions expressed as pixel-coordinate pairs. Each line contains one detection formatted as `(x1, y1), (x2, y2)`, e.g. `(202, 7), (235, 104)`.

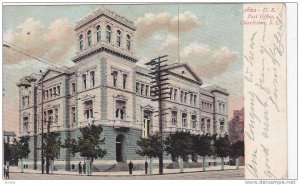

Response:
(17, 8), (229, 171)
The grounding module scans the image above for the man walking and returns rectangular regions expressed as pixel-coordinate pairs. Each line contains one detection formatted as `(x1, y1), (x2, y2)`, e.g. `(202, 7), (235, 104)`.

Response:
(128, 161), (133, 175)
(78, 162), (82, 175)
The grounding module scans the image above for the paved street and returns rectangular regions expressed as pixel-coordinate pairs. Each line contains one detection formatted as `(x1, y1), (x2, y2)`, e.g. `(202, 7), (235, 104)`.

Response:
(8, 168), (244, 180)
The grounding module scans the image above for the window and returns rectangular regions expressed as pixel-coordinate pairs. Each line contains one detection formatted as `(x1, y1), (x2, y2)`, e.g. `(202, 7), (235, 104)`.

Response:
(84, 101), (93, 120)
(123, 74), (127, 89)
(126, 35), (131, 50)
(219, 103), (222, 113)
(174, 89), (177, 101)
(136, 82), (140, 93)
(143, 110), (152, 137)
(112, 71), (118, 87)
(22, 97), (25, 107)
(79, 35), (84, 51)
(71, 83), (75, 94)
(194, 95), (197, 106)
(96, 25), (101, 42)
(220, 121), (224, 132)
(116, 30), (121, 47)
(106, 25), (111, 43)
(71, 107), (75, 124)
(55, 108), (58, 125)
(184, 92), (187, 103)
(48, 110), (53, 126)
(223, 104), (225, 114)
(116, 100), (126, 120)
(182, 113), (187, 127)
(145, 85), (149, 96)
(90, 71), (95, 87)
(190, 94), (193, 105)
(43, 90), (46, 100)
(49, 89), (53, 98)
(207, 119), (211, 132)
(141, 84), (144, 95)
(46, 90), (49, 99)
(201, 118), (205, 132)
(23, 117), (29, 132)
(180, 91), (184, 102)
(192, 115), (197, 128)
(57, 86), (60, 96)
(53, 87), (56, 97)
(87, 30), (92, 47)
(171, 111), (177, 125)
(170, 88), (173, 100)
(27, 96), (29, 106)
(82, 74), (87, 89)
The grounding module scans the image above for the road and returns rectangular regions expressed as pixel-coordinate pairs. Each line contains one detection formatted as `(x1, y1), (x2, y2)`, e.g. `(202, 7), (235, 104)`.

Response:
(7, 169), (244, 180)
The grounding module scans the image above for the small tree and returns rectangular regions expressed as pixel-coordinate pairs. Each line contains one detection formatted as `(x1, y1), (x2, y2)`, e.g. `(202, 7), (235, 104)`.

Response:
(10, 136), (30, 172)
(192, 134), (213, 171)
(43, 132), (62, 173)
(230, 140), (244, 169)
(62, 124), (107, 175)
(136, 134), (163, 159)
(214, 134), (231, 170)
(4, 141), (11, 164)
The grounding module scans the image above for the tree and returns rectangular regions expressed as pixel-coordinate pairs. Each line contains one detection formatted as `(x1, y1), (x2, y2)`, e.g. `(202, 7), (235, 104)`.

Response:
(62, 124), (107, 175)
(4, 142), (11, 164)
(192, 134), (213, 171)
(214, 134), (231, 170)
(165, 131), (193, 173)
(230, 140), (244, 169)
(43, 132), (62, 173)
(136, 134), (164, 159)
(10, 136), (30, 172)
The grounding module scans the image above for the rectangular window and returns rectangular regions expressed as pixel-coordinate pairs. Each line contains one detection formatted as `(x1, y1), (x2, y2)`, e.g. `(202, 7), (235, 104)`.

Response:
(57, 86), (60, 96)
(71, 107), (75, 124)
(123, 74), (127, 89)
(171, 111), (177, 125)
(145, 85), (149, 96)
(192, 115), (197, 128)
(116, 100), (126, 120)
(23, 117), (29, 132)
(182, 113), (187, 127)
(141, 84), (144, 95)
(82, 75), (87, 89)
(194, 95), (197, 106)
(53, 87), (56, 97)
(84, 101), (93, 120)
(49, 89), (53, 98)
(190, 94), (193, 105)
(180, 91), (184, 102)
(201, 118), (205, 132)
(55, 109), (59, 125)
(112, 71), (118, 87)
(184, 92), (187, 103)
(170, 88), (173, 100)
(136, 82), (140, 93)
(72, 83), (76, 95)
(90, 71), (95, 87)
(174, 89), (177, 101)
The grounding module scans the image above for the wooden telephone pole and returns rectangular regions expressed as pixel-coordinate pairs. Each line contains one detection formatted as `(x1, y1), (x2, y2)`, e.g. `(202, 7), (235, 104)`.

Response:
(145, 55), (170, 175)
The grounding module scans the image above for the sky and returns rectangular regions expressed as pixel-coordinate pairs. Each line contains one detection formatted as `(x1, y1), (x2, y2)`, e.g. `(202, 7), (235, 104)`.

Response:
(2, 4), (244, 135)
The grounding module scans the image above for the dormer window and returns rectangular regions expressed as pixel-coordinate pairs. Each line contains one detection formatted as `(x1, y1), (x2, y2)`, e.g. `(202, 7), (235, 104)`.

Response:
(106, 25), (111, 43)
(96, 25), (101, 42)
(79, 35), (84, 51)
(87, 30), (92, 47)
(126, 34), (131, 50)
(116, 30), (121, 47)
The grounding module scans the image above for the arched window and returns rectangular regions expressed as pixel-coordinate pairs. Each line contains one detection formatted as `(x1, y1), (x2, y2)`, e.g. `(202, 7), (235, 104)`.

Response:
(126, 34), (131, 50)
(106, 25), (111, 43)
(116, 30), (121, 47)
(87, 30), (92, 47)
(96, 25), (101, 42)
(79, 35), (84, 51)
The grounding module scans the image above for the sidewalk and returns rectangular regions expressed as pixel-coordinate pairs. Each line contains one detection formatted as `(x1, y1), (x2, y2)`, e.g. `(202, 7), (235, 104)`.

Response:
(10, 165), (244, 176)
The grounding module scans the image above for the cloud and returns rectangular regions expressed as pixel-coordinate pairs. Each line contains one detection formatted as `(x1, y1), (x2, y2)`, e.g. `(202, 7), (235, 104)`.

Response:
(3, 18), (76, 65)
(134, 11), (200, 40)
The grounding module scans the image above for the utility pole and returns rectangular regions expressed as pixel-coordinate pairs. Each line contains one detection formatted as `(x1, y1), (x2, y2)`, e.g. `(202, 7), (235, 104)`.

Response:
(145, 55), (170, 175)
(40, 70), (44, 174)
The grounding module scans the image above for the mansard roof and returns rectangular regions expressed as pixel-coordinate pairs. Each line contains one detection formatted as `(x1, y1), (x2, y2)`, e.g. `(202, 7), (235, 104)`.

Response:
(75, 7), (136, 31)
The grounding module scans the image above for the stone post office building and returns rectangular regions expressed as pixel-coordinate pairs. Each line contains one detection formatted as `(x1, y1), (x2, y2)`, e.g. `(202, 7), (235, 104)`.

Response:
(17, 8), (229, 171)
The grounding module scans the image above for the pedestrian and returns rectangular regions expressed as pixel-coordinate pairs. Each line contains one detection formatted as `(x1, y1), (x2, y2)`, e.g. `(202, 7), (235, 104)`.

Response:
(83, 162), (86, 174)
(3, 165), (7, 179)
(5, 166), (9, 179)
(78, 162), (82, 175)
(128, 161), (133, 175)
(144, 161), (148, 174)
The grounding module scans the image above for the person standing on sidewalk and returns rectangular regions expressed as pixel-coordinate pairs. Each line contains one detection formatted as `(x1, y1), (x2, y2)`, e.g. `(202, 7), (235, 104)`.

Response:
(128, 161), (133, 175)
(78, 162), (82, 175)
(145, 161), (148, 174)
(83, 162), (86, 175)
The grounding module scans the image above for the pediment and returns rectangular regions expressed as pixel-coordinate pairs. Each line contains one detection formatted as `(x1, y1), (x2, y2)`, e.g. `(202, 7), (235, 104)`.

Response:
(81, 94), (95, 101)
(168, 63), (203, 85)
(41, 69), (63, 81)
(142, 104), (154, 111)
